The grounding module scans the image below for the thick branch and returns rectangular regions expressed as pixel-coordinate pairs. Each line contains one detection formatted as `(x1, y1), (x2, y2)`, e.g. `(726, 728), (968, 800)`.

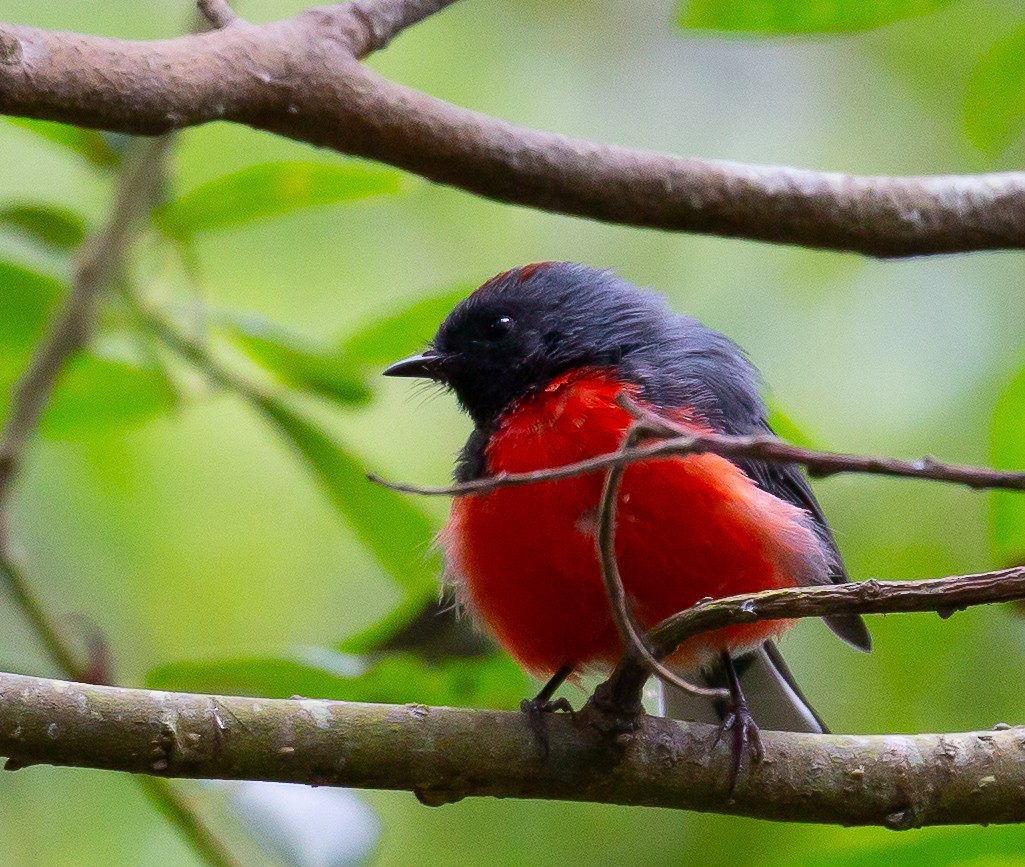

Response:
(1, 670), (1023, 828)
(5, 569), (1025, 826)
(0, 10), (1021, 255)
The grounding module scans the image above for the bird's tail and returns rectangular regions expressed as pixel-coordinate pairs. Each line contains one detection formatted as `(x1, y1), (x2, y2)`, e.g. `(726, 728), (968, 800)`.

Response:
(661, 642), (828, 734)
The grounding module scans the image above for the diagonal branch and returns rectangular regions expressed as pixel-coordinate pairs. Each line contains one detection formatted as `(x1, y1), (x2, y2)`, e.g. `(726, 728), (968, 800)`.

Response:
(0, 135), (172, 686)
(599, 566), (1025, 710)
(0, 137), (171, 511)
(0, 7), (1021, 256)
(0, 133), (237, 867)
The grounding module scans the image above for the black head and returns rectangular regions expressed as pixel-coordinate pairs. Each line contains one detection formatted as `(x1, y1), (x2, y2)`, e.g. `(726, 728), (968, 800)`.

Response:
(384, 262), (764, 433)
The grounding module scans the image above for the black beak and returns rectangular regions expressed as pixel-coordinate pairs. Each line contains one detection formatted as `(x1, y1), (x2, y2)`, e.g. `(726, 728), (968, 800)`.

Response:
(382, 350), (446, 380)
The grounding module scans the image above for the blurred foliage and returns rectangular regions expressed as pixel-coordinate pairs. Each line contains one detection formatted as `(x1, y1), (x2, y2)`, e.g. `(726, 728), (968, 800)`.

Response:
(148, 648), (526, 708)
(678, 0), (956, 34)
(991, 367), (1025, 565)
(257, 399), (440, 601)
(964, 23), (1025, 152)
(341, 285), (472, 367)
(0, 204), (87, 249)
(6, 117), (121, 167)
(227, 315), (373, 404)
(40, 354), (177, 438)
(1, 0), (1025, 866)
(0, 259), (63, 370)
(154, 162), (403, 238)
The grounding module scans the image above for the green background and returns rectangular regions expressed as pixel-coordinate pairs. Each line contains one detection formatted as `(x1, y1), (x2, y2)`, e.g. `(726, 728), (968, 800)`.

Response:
(2, 0), (1025, 864)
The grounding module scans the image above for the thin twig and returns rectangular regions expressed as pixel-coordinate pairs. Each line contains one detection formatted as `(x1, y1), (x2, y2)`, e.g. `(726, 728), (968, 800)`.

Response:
(130, 302), (270, 402)
(600, 566), (1025, 711)
(653, 567), (1025, 657)
(0, 136), (171, 676)
(370, 424), (1025, 498)
(136, 777), (240, 867)
(595, 424), (727, 701)
(196, 0), (238, 30)
(0, 135), (234, 867)
(0, 136), (171, 511)
(0, 558), (85, 680)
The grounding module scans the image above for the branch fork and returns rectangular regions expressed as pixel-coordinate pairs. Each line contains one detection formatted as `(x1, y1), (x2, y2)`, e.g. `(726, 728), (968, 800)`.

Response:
(0, 2), (1022, 255)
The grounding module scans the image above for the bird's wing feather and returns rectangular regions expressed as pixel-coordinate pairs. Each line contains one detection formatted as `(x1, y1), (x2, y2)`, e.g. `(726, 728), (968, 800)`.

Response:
(735, 421), (871, 651)
(662, 642), (829, 733)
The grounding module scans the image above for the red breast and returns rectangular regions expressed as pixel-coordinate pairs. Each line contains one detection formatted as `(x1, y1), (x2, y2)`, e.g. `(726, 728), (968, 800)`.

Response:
(440, 368), (830, 677)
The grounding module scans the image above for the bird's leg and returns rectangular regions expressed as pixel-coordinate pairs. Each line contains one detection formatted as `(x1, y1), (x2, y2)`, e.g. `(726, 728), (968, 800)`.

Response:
(520, 664), (575, 754)
(712, 651), (765, 793)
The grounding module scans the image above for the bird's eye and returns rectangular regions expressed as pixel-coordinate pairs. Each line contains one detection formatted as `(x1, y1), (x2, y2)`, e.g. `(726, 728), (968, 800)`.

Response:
(484, 316), (514, 340)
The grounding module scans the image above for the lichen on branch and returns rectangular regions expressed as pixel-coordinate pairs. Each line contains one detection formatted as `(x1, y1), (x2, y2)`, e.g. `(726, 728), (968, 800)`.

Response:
(1, 670), (1024, 828)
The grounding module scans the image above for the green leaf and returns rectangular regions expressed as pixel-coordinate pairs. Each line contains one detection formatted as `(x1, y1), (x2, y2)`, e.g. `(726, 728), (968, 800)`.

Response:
(154, 162), (402, 238)
(0, 264), (173, 436)
(678, 0), (954, 34)
(6, 117), (120, 168)
(766, 400), (819, 449)
(0, 260), (64, 375)
(228, 316), (371, 406)
(330, 285), (472, 413)
(342, 286), (470, 368)
(991, 367), (1025, 565)
(258, 400), (439, 597)
(0, 204), (88, 249)
(784, 825), (1025, 867)
(337, 593), (493, 661)
(147, 648), (527, 709)
(336, 593), (439, 656)
(965, 25), (1025, 153)
(41, 355), (177, 439)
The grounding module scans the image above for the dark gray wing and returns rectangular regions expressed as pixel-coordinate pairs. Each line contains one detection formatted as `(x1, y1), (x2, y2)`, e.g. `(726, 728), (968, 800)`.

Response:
(736, 421), (871, 652)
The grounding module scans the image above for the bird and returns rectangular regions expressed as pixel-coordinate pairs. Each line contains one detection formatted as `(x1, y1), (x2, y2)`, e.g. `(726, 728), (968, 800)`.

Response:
(383, 262), (870, 773)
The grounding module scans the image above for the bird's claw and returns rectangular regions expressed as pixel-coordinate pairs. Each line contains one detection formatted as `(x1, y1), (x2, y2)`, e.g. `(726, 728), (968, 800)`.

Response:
(712, 695), (765, 794)
(520, 696), (574, 755)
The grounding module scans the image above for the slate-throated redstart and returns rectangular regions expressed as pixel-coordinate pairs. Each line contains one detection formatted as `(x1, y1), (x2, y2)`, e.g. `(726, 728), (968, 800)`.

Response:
(384, 262), (870, 762)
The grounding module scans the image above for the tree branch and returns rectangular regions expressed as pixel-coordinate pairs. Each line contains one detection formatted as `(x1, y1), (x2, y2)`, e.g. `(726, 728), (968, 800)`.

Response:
(196, 0), (239, 30)
(0, 135), (172, 689)
(370, 426), (1025, 498)
(594, 423), (727, 700)
(0, 7), (1022, 256)
(1, 664), (1024, 828)
(0, 137), (171, 510)
(599, 566), (1025, 711)
(4, 567), (1025, 826)
(344, 0), (463, 57)
(0, 132), (237, 867)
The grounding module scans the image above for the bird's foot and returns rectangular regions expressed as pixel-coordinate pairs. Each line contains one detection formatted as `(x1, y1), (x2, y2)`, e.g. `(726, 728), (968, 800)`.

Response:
(520, 696), (574, 756)
(712, 692), (765, 795)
